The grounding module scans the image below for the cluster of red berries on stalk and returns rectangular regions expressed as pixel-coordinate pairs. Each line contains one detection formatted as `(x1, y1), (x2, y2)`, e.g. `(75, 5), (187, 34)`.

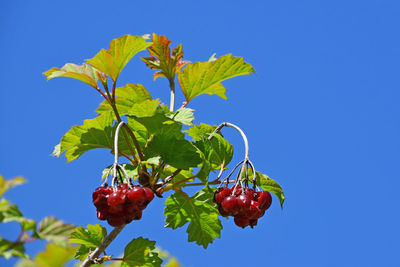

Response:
(92, 183), (154, 227)
(213, 185), (272, 228)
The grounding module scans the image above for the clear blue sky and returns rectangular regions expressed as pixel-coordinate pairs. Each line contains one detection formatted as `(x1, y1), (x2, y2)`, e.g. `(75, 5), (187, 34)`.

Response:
(1, 1), (399, 266)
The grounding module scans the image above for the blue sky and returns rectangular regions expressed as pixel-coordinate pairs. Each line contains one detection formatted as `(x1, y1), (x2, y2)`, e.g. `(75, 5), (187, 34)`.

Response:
(1, 0), (400, 266)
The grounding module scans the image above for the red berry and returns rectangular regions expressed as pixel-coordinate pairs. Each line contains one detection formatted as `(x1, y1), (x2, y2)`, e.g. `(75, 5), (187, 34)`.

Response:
(107, 204), (123, 214)
(246, 200), (261, 219)
(236, 194), (251, 212)
(123, 202), (138, 214)
(131, 209), (142, 220)
(244, 188), (255, 200)
(107, 215), (126, 227)
(234, 216), (250, 228)
(143, 187), (154, 203)
(213, 187), (231, 204)
(218, 205), (230, 217)
(127, 187), (146, 204)
(96, 210), (108, 220)
(93, 194), (108, 210)
(231, 185), (243, 196)
(256, 191), (272, 210)
(107, 191), (126, 206)
(249, 219), (258, 228)
(221, 196), (238, 215)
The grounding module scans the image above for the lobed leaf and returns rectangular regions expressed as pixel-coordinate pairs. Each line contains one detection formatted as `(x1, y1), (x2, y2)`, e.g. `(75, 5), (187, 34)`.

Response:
(178, 54), (255, 103)
(69, 224), (107, 248)
(0, 175), (26, 197)
(34, 216), (75, 246)
(146, 135), (201, 170)
(43, 63), (100, 88)
(0, 199), (36, 232)
(55, 112), (137, 162)
(255, 172), (285, 208)
(122, 237), (162, 267)
(15, 243), (76, 267)
(96, 83), (152, 116)
(0, 238), (27, 260)
(141, 33), (186, 81)
(167, 108), (195, 126)
(87, 35), (151, 81)
(164, 187), (222, 248)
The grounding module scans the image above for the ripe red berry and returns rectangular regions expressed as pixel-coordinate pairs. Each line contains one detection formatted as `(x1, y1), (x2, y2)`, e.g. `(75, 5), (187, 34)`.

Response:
(236, 194), (251, 212)
(108, 191), (126, 206)
(249, 219), (258, 228)
(96, 210), (108, 220)
(107, 204), (123, 214)
(231, 185), (243, 196)
(213, 187), (231, 204)
(234, 216), (250, 228)
(107, 215), (126, 227)
(127, 187), (145, 204)
(246, 200), (261, 219)
(221, 196), (238, 215)
(93, 194), (108, 210)
(143, 187), (154, 203)
(256, 191), (272, 210)
(218, 205), (230, 217)
(244, 188), (255, 200)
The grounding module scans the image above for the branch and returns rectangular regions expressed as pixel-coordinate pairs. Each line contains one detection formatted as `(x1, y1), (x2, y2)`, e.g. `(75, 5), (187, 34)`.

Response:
(80, 226), (125, 267)
(169, 79), (175, 112)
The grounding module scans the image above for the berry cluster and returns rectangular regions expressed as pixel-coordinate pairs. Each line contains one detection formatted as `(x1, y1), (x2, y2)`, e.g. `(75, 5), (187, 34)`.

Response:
(213, 185), (272, 228)
(92, 184), (154, 227)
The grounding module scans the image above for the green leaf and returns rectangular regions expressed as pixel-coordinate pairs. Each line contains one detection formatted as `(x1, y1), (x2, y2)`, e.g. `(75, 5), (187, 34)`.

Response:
(43, 63), (100, 88)
(0, 237), (27, 260)
(129, 99), (160, 117)
(186, 123), (216, 141)
(0, 175), (26, 197)
(56, 112), (137, 162)
(178, 54), (255, 103)
(141, 33), (186, 81)
(87, 35), (151, 81)
(255, 172), (285, 208)
(15, 243), (77, 267)
(96, 83), (152, 116)
(56, 112), (114, 162)
(73, 245), (89, 261)
(146, 136), (201, 170)
(0, 199), (36, 231)
(69, 224), (107, 248)
(196, 134), (233, 169)
(164, 187), (222, 248)
(122, 237), (162, 267)
(168, 108), (195, 126)
(35, 216), (75, 246)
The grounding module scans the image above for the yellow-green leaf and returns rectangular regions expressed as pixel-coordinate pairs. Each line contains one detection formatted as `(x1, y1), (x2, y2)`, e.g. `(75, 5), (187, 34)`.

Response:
(178, 54), (255, 103)
(0, 175), (26, 197)
(96, 83), (152, 116)
(43, 63), (100, 88)
(34, 217), (75, 246)
(87, 35), (151, 81)
(16, 243), (77, 267)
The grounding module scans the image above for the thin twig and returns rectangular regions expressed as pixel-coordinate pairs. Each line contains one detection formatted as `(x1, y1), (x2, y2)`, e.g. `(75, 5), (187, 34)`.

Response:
(80, 226), (125, 267)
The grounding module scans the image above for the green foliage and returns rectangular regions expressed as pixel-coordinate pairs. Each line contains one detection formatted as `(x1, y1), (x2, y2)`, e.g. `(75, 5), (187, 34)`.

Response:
(164, 187), (222, 248)
(15, 243), (77, 267)
(178, 54), (255, 104)
(122, 237), (162, 267)
(141, 33), (186, 81)
(96, 83), (152, 116)
(34, 217), (75, 246)
(0, 175), (26, 197)
(87, 35), (151, 81)
(69, 224), (107, 248)
(0, 237), (28, 259)
(44, 63), (100, 89)
(42, 32), (285, 263)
